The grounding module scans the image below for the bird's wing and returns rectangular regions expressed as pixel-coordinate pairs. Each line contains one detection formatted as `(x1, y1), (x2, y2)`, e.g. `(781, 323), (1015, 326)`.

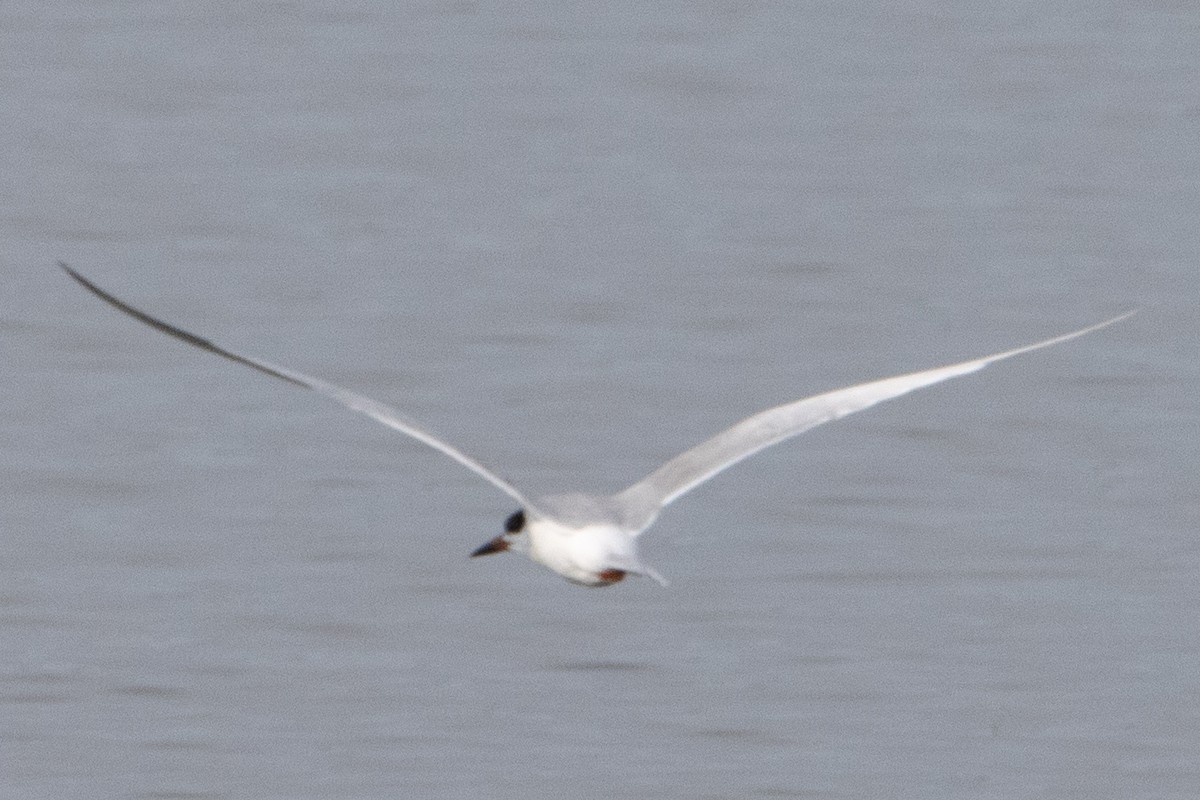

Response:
(614, 311), (1136, 531)
(62, 263), (533, 509)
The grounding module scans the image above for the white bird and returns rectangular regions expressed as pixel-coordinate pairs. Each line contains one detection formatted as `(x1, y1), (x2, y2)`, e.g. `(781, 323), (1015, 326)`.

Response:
(61, 263), (1134, 587)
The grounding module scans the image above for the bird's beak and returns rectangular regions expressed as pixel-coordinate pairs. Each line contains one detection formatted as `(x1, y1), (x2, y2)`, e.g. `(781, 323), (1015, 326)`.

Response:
(470, 536), (509, 557)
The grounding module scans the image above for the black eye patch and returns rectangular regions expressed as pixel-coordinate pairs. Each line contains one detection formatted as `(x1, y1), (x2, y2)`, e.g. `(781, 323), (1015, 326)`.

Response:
(504, 509), (526, 533)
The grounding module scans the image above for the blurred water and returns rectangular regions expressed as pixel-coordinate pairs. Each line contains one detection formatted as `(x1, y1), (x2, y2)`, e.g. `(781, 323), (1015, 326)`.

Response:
(1, 2), (1196, 799)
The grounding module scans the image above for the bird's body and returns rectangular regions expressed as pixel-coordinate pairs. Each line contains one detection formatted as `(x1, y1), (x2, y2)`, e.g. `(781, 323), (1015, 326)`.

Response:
(476, 497), (663, 587)
(61, 263), (1133, 588)
(526, 518), (638, 587)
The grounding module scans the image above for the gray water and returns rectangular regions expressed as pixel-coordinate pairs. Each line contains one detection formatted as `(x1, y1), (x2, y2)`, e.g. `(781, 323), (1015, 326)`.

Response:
(2, 2), (1196, 798)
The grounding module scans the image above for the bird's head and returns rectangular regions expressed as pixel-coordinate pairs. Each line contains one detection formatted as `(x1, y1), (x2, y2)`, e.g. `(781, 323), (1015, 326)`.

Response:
(470, 509), (527, 558)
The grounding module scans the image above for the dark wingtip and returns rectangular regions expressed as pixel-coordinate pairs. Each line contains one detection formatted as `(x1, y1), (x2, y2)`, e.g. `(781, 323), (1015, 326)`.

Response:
(59, 261), (109, 299)
(60, 262), (312, 389)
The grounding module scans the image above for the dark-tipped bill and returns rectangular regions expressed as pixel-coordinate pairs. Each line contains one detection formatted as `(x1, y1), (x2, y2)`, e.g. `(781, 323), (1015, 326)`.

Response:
(470, 536), (509, 557)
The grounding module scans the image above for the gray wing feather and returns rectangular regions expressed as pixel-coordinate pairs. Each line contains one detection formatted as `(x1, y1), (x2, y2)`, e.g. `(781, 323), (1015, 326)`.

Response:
(62, 263), (533, 509)
(615, 312), (1136, 532)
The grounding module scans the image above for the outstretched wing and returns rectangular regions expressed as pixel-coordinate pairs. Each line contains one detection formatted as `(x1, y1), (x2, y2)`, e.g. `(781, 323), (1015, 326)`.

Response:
(614, 311), (1135, 531)
(62, 263), (533, 509)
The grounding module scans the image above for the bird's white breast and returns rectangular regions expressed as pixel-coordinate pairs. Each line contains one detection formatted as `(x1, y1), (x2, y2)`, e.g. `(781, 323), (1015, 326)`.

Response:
(525, 518), (634, 586)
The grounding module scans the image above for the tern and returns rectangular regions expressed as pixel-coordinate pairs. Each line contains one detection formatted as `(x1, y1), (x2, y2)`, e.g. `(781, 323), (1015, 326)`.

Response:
(61, 263), (1134, 587)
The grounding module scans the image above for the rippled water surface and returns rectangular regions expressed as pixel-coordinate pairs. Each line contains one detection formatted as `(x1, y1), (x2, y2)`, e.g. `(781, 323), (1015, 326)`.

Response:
(2, 2), (1195, 798)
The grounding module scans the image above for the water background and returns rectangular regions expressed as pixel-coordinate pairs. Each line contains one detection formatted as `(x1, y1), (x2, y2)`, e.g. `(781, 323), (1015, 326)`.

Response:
(1, 2), (1195, 798)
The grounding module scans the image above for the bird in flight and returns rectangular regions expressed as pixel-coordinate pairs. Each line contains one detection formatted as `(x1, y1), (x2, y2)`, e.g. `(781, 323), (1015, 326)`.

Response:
(61, 263), (1133, 587)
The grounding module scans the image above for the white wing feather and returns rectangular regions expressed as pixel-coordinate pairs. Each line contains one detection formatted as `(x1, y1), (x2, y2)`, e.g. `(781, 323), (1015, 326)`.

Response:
(615, 311), (1135, 531)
